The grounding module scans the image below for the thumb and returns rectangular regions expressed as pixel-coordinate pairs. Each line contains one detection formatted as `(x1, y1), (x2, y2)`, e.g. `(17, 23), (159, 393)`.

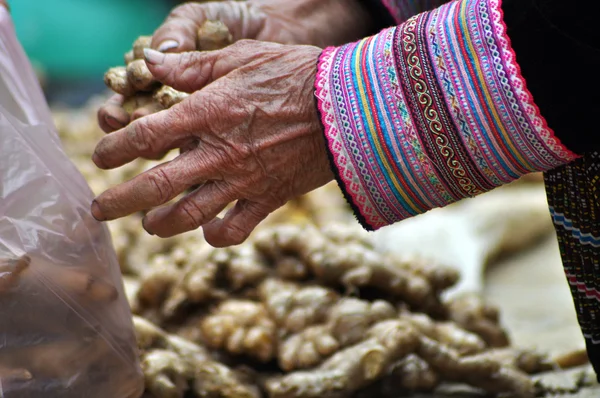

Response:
(142, 40), (266, 92)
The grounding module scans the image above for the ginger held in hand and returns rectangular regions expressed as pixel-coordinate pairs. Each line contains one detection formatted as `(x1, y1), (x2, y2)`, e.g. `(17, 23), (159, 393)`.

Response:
(103, 20), (233, 119)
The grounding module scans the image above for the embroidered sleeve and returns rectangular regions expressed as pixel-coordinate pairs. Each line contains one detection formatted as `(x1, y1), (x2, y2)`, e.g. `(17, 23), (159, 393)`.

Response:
(314, 0), (579, 231)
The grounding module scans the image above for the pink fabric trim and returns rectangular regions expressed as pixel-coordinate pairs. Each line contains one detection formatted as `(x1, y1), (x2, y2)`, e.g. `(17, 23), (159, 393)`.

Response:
(315, 46), (381, 229)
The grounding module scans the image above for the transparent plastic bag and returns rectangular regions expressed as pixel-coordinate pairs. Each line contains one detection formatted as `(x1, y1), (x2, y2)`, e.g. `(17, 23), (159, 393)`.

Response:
(0, 8), (144, 398)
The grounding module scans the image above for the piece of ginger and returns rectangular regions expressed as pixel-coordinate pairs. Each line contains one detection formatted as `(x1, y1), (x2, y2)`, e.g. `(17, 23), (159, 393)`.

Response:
(224, 245), (269, 291)
(445, 292), (510, 347)
(254, 224), (441, 314)
(474, 347), (555, 374)
(279, 298), (396, 371)
(133, 35), (152, 60)
(259, 278), (338, 334)
(127, 59), (158, 92)
(133, 316), (260, 398)
(142, 349), (189, 398)
(0, 255), (30, 293)
(104, 66), (135, 96)
(417, 336), (535, 397)
(200, 299), (277, 362)
(197, 20), (233, 51)
(266, 319), (420, 398)
(356, 354), (439, 396)
(153, 85), (189, 109)
(400, 311), (486, 355)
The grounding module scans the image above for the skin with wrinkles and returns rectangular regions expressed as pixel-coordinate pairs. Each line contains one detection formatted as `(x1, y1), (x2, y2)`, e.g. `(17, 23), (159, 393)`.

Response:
(91, 41), (334, 247)
(97, 0), (371, 133)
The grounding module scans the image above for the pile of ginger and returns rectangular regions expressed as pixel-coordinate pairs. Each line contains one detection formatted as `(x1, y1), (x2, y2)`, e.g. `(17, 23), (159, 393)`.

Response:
(125, 222), (585, 398)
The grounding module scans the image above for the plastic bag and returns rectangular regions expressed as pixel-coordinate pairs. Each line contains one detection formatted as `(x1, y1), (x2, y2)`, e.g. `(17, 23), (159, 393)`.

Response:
(0, 8), (144, 398)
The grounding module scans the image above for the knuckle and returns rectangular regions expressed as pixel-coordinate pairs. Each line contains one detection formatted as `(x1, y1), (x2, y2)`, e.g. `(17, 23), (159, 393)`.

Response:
(178, 199), (208, 231)
(168, 3), (198, 19)
(146, 168), (174, 204)
(224, 221), (249, 245)
(129, 118), (157, 155)
(178, 52), (207, 90)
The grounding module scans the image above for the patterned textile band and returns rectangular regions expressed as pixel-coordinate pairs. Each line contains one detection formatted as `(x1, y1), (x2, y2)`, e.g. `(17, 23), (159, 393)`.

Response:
(544, 155), (600, 377)
(315, 0), (578, 231)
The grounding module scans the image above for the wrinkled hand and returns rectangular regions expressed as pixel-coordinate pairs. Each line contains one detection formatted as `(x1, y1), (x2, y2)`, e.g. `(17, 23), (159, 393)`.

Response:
(98, 0), (370, 133)
(149, 0), (371, 52)
(91, 41), (334, 247)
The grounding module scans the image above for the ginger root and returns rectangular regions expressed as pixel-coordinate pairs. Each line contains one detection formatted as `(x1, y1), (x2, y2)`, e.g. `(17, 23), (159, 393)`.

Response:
(134, 316), (260, 398)
(142, 350), (189, 398)
(133, 35), (153, 60)
(400, 311), (486, 355)
(445, 292), (510, 347)
(127, 59), (158, 92)
(104, 21), (233, 125)
(279, 298), (396, 371)
(254, 224), (441, 314)
(197, 20), (233, 51)
(266, 320), (420, 398)
(104, 66), (135, 96)
(356, 354), (439, 396)
(153, 85), (189, 109)
(200, 299), (277, 362)
(259, 278), (338, 333)
(418, 336), (536, 397)
(0, 255), (30, 293)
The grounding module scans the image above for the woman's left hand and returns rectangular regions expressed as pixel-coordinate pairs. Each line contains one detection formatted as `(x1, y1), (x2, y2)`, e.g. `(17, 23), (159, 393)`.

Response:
(90, 41), (334, 247)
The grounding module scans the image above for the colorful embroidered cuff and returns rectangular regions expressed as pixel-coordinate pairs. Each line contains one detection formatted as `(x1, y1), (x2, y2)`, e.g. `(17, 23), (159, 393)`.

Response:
(315, 0), (579, 231)
(381, 0), (450, 23)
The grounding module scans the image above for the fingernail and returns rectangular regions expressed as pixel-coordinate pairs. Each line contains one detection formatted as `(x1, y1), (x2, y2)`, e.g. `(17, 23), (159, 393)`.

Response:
(92, 153), (106, 169)
(157, 40), (179, 52)
(91, 200), (106, 221)
(141, 217), (155, 236)
(144, 48), (166, 65)
(105, 115), (124, 130)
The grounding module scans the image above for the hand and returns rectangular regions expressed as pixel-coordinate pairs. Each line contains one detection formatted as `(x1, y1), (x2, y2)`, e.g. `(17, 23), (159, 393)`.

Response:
(98, 0), (371, 133)
(150, 0), (372, 52)
(91, 41), (334, 247)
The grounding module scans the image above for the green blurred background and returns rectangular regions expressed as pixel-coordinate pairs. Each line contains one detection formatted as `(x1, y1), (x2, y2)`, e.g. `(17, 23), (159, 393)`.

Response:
(10, 0), (177, 106)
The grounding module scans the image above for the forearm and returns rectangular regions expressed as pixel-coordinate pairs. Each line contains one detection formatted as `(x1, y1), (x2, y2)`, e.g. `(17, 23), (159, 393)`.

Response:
(315, 0), (582, 230)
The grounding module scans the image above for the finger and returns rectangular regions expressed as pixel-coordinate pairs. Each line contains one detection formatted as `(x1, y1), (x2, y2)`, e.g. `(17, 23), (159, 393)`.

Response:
(150, 2), (254, 53)
(97, 94), (130, 133)
(91, 150), (204, 221)
(92, 104), (193, 170)
(143, 41), (259, 92)
(142, 182), (237, 238)
(203, 200), (275, 247)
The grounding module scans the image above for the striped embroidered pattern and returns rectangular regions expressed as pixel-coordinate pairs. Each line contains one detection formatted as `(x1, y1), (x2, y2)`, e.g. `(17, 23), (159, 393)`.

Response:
(315, 0), (578, 230)
(545, 154), (600, 348)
